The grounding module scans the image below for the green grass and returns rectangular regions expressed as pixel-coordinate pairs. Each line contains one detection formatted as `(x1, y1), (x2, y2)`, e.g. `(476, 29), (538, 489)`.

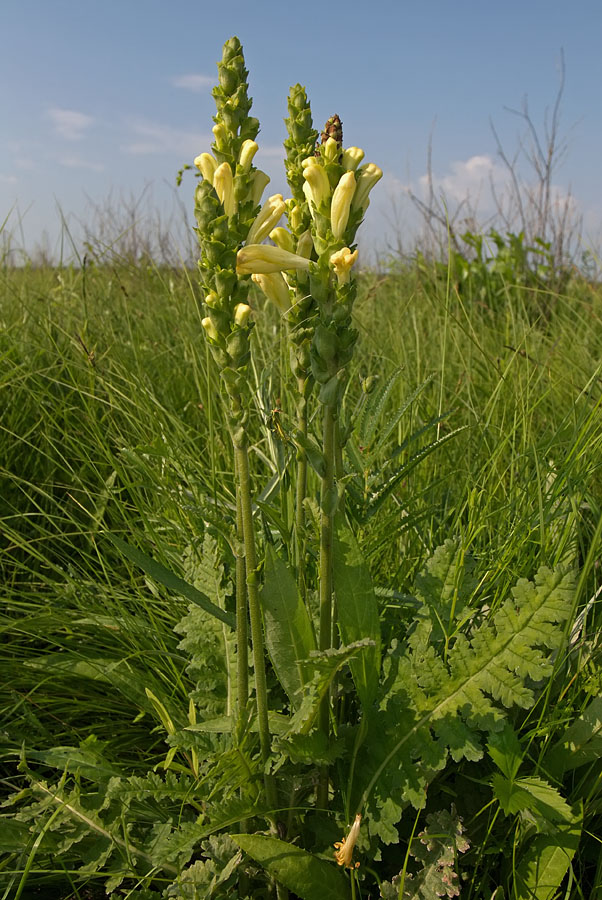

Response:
(1, 256), (601, 898)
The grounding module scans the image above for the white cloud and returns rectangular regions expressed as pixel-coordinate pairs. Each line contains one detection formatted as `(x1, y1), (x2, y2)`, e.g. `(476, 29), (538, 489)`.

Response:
(59, 156), (104, 173)
(171, 73), (214, 92)
(121, 118), (207, 157)
(0, 174), (17, 184)
(47, 107), (94, 140)
(418, 154), (506, 204)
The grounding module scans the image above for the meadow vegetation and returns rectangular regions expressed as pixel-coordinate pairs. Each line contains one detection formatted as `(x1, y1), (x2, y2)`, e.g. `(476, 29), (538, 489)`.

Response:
(1, 37), (602, 900)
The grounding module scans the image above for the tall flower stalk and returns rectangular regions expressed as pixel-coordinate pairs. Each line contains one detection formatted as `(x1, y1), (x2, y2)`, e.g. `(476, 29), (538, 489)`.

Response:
(237, 112), (382, 809)
(193, 36), (277, 813)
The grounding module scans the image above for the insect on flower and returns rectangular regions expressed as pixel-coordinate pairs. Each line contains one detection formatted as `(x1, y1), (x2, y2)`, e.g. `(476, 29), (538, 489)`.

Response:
(334, 813), (362, 869)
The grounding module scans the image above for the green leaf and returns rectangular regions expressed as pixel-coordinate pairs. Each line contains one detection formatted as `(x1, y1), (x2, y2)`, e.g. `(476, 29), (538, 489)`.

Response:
(544, 694), (602, 776)
(488, 722), (523, 780)
(260, 545), (317, 708)
(106, 533), (235, 627)
(292, 429), (327, 477)
(514, 804), (582, 900)
(333, 519), (381, 707)
(230, 833), (351, 900)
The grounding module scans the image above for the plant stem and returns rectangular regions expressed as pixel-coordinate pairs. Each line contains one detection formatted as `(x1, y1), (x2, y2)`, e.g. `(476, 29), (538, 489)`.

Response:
(235, 467), (249, 720)
(234, 441), (278, 813)
(317, 401), (336, 809)
(295, 384), (308, 585)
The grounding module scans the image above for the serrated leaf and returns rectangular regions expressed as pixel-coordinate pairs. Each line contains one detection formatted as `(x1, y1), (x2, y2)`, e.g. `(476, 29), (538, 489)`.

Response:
(334, 518), (381, 708)
(230, 833), (351, 900)
(260, 545), (317, 708)
(488, 722), (523, 781)
(358, 367), (403, 448)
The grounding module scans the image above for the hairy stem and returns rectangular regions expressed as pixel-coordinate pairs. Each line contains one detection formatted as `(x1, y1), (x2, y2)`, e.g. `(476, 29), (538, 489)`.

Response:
(295, 385), (308, 586)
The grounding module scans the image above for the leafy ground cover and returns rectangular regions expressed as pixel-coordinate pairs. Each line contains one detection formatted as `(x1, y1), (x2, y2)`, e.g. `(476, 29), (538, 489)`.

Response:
(1, 254), (602, 898)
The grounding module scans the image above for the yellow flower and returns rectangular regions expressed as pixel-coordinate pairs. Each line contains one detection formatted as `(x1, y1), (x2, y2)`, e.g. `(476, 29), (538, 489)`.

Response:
(250, 170), (271, 206)
(213, 162), (236, 218)
(251, 272), (291, 313)
(341, 146), (365, 172)
(269, 227), (295, 253)
(303, 163), (331, 210)
(322, 136), (340, 162)
(212, 122), (228, 150)
(246, 194), (286, 245)
(237, 244), (311, 275)
(201, 317), (219, 342)
(239, 139), (259, 172)
(194, 152), (218, 184)
(334, 814), (362, 869)
(234, 303), (252, 327)
(330, 172), (356, 240)
(351, 163), (383, 213)
(330, 246), (358, 284)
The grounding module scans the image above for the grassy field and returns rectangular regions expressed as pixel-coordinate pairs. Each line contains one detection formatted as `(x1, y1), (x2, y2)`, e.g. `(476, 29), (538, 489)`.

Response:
(1, 256), (602, 898)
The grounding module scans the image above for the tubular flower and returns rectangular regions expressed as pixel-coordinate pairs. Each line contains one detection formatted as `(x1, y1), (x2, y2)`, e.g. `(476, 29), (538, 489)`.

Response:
(334, 814), (362, 869)
(330, 171), (356, 240)
(330, 246), (358, 284)
(211, 122), (228, 150)
(302, 163), (331, 210)
(252, 272), (291, 313)
(201, 316), (219, 342)
(246, 194), (286, 245)
(213, 162), (236, 217)
(296, 230), (313, 259)
(194, 152), (218, 184)
(341, 146), (365, 171)
(237, 243), (311, 275)
(351, 163), (383, 213)
(269, 226), (296, 253)
(322, 136), (340, 163)
(250, 170), (271, 206)
(239, 139), (259, 172)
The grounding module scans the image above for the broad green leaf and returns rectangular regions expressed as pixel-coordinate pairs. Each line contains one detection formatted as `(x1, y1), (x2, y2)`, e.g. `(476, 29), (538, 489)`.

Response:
(230, 833), (350, 900)
(106, 533), (235, 627)
(334, 519), (381, 707)
(488, 723), (523, 780)
(544, 694), (602, 776)
(260, 545), (316, 708)
(492, 774), (571, 821)
(514, 804), (582, 900)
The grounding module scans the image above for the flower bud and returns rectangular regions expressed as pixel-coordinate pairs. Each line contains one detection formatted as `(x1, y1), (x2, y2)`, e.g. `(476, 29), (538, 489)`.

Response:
(237, 244), (311, 275)
(351, 163), (383, 213)
(239, 139), (259, 172)
(296, 230), (314, 259)
(234, 302), (252, 327)
(301, 156), (318, 169)
(212, 122), (228, 150)
(204, 291), (220, 308)
(194, 152), (218, 184)
(269, 227), (295, 253)
(330, 171), (356, 240)
(213, 162), (236, 217)
(201, 316), (219, 342)
(303, 164), (331, 209)
(322, 137), (340, 163)
(246, 194), (286, 245)
(288, 203), (305, 234)
(341, 146), (365, 171)
(252, 272), (291, 313)
(330, 246), (358, 284)
(250, 170), (271, 206)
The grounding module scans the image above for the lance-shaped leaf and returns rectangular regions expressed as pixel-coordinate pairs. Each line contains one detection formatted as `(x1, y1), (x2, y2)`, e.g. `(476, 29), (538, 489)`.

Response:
(260, 545), (316, 708)
(230, 833), (351, 900)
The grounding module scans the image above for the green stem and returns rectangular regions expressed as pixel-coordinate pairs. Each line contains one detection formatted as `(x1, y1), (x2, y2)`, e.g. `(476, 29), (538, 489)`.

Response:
(235, 472), (249, 720)
(234, 441), (278, 813)
(317, 401), (336, 809)
(295, 384), (308, 585)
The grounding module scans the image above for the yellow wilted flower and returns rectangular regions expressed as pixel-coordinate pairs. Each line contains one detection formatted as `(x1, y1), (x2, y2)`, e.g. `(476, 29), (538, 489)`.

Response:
(237, 244), (311, 275)
(330, 246), (358, 284)
(334, 814), (362, 869)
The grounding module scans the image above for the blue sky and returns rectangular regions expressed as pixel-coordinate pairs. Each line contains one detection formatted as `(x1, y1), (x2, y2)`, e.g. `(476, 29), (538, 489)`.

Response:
(2, 0), (601, 261)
